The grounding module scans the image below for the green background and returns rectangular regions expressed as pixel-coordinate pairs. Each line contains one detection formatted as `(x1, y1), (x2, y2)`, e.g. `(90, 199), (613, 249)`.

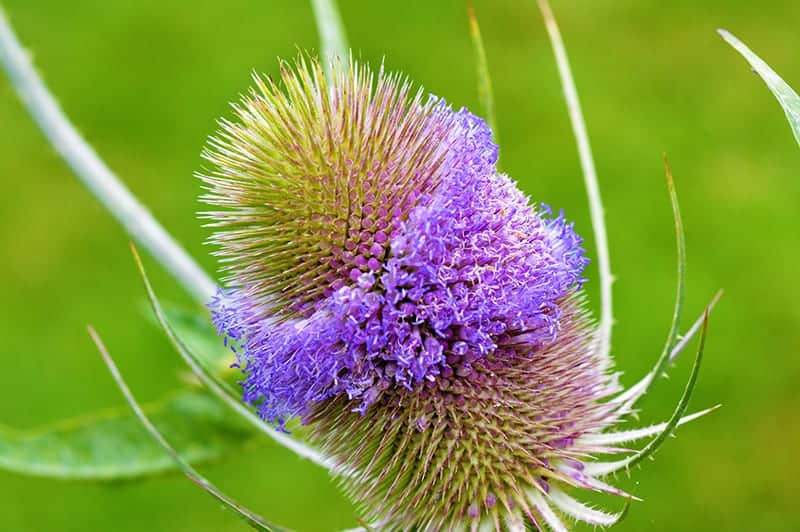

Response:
(1, 1), (798, 530)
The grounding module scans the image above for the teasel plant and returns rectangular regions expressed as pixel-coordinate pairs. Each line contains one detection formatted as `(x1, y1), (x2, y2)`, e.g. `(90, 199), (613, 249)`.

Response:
(3, 0), (797, 530)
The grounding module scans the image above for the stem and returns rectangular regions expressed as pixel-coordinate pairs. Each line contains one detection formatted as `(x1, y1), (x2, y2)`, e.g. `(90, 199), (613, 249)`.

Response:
(537, 0), (614, 359)
(467, 1), (499, 144)
(310, 0), (349, 81)
(0, 6), (216, 304)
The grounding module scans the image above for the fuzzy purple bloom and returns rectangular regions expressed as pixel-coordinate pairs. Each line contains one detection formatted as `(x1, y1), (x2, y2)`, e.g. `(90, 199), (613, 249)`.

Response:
(209, 104), (587, 426)
(200, 56), (713, 532)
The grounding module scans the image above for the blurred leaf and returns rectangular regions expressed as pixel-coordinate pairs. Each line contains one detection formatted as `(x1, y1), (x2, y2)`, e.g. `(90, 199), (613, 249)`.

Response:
(719, 29), (800, 147)
(90, 327), (281, 531)
(0, 391), (255, 480)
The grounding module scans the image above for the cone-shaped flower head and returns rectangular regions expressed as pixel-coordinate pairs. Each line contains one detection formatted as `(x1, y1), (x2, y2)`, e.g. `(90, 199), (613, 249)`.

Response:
(203, 58), (696, 530)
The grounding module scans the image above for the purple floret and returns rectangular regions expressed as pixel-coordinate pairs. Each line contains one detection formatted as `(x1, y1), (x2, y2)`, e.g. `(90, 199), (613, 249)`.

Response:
(211, 107), (588, 427)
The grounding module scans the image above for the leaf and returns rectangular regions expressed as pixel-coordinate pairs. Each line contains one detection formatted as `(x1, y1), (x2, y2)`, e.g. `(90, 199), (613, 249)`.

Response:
(719, 29), (800, 147)
(89, 327), (283, 531)
(0, 391), (254, 480)
(466, 1), (498, 143)
(143, 301), (234, 376)
(310, 0), (349, 81)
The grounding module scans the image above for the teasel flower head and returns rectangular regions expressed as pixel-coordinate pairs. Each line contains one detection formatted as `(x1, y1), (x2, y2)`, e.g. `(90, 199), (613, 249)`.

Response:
(202, 57), (711, 531)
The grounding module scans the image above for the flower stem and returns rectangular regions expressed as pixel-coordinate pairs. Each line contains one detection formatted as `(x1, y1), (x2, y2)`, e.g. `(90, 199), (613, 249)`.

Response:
(0, 6), (216, 304)
(467, 1), (499, 146)
(310, 0), (349, 81)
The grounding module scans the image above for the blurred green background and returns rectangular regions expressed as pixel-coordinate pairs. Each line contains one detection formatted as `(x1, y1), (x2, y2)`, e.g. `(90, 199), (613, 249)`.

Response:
(1, 0), (798, 530)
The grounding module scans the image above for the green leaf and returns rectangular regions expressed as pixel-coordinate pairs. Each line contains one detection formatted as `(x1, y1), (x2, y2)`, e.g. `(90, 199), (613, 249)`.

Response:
(0, 391), (254, 480)
(310, 0), (349, 81)
(719, 29), (800, 147)
(143, 301), (234, 376)
(89, 327), (283, 531)
(467, 1), (498, 144)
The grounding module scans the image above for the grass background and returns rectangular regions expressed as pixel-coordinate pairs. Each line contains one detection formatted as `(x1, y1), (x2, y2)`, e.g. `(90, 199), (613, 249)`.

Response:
(1, 0), (798, 530)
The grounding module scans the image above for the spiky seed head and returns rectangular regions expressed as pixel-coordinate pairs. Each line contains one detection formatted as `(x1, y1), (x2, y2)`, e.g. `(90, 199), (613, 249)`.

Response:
(201, 58), (457, 320)
(308, 295), (621, 530)
(203, 57), (684, 531)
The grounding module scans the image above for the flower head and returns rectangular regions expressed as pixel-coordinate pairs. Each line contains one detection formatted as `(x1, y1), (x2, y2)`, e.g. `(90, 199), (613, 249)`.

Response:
(202, 58), (705, 530)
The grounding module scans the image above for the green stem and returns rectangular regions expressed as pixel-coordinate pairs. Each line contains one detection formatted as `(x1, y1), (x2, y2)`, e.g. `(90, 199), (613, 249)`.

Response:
(0, 6), (216, 304)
